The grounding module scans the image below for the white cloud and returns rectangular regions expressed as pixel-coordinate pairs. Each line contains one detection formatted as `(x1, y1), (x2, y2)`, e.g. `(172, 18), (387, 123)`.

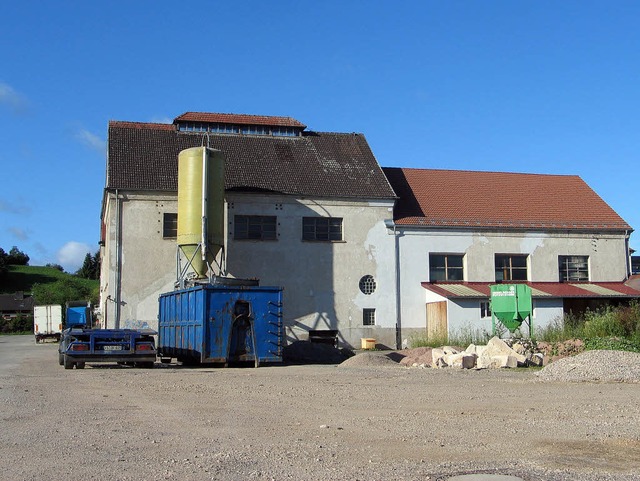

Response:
(0, 197), (30, 215)
(75, 128), (106, 153)
(0, 82), (29, 114)
(57, 241), (92, 273)
(8, 226), (29, 241)
(149, 115), (172, 124)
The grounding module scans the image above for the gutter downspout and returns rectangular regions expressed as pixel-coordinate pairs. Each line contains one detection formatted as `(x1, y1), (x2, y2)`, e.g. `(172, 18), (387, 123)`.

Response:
(385, 219), (402, 349)
(625, 230), (631, 278)
(114, 189), (122, 329)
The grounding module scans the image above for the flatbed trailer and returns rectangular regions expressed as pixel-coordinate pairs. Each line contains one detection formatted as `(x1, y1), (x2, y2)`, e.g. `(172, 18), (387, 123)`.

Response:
(58, 328), (157, 369)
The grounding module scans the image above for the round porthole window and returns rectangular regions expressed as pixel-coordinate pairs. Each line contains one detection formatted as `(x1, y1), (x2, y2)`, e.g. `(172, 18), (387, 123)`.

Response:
(359, 275), (376, 295)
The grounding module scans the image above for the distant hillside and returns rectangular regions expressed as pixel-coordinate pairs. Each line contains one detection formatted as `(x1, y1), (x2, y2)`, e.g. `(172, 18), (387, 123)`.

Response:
(0, 265), (99, 301)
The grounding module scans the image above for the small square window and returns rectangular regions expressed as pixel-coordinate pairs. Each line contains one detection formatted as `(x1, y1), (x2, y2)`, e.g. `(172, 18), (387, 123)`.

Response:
(363, 308), (376, 326)
(480, 301), (491, 318)
(163, 213), (177, 239)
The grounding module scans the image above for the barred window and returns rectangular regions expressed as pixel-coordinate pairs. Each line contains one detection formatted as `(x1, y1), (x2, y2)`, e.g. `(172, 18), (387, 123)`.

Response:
(363, 308), (376, 326)
(359, 275), (376, 295)
(163, 213), (177, 239)
(302, 217), (343, 241)
(234, 215), (277, 240)
(559, 255), (589, 282)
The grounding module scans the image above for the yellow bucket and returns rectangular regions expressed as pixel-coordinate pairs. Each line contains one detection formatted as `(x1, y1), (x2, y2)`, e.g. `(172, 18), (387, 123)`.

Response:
(361, 338), (376, 350)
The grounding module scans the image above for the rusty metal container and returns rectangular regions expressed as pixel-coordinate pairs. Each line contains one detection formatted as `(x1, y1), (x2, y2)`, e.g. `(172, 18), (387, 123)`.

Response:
(157, 283), (283, 366)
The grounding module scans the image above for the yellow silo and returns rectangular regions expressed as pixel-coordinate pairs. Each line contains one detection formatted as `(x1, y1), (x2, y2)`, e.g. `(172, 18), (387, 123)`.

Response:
(177, 147), (225, 278)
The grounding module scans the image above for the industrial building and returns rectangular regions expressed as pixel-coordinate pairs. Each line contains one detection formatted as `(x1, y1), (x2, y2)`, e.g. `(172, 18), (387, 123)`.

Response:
(100, 112), (638, 348)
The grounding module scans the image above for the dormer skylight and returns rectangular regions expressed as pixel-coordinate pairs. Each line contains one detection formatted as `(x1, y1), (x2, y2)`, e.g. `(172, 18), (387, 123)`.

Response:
(174, 112), (306, 137)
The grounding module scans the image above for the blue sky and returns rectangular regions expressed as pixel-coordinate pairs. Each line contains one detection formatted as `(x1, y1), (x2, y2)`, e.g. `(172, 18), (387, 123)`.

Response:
(1, 1), (639, 272)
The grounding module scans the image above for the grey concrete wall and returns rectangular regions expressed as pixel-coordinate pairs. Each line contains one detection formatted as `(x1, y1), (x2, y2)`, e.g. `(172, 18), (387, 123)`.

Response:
(100, 191), (398, 348)
(225, 193), (397, 348)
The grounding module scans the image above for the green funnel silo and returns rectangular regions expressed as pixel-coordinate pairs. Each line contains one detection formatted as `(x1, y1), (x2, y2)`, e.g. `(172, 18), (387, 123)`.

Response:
(490, 284), (533, 336)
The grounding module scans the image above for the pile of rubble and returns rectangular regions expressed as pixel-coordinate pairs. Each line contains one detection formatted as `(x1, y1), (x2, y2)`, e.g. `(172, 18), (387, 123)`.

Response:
(407, 337), (544, 370)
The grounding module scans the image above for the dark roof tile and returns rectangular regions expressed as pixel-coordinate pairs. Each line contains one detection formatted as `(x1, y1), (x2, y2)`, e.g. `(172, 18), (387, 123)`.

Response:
(107, 121), (396, 199)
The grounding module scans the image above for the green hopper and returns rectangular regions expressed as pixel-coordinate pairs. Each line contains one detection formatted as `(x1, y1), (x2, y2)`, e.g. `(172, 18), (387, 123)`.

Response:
(489, 284), (533, 337)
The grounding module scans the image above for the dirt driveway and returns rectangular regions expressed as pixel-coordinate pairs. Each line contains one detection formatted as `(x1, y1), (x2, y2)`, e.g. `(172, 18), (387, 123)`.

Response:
(1, 335), (639, 481)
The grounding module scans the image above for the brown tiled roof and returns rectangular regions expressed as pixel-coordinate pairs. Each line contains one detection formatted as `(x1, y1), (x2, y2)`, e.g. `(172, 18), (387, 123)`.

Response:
(0, 293), (34, 312)
(173, 112), (306, 129)
(422, 281), (640, 299)
(107, 121), (396, 199)
(384, 167), (631, 231)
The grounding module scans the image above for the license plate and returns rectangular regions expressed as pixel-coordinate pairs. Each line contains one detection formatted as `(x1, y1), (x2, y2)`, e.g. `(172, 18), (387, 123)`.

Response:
(103, 345), (123, 351)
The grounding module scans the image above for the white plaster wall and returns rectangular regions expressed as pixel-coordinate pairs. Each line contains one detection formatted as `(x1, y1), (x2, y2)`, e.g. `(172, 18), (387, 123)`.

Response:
(226, 194), (397, 348)
(446, 297), (564, 339)
(101, 192), (179, 331)
(399, 227), (628, 336)
(101, 191), (398, 347)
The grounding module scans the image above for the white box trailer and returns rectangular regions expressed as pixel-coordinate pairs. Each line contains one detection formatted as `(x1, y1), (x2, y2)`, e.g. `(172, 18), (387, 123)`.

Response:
(34, 305), (62, 343)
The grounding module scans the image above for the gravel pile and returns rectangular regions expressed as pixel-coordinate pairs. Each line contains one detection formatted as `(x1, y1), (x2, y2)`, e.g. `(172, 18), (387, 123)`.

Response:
(338, 351), (400, 368)
(536, 349), (640, 383)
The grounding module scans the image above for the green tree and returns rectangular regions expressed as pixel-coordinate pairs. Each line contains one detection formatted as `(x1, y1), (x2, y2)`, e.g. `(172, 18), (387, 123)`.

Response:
(0, 247), (7, 278)
(45, 263), (65, 272)
(32, 277), (98, 307)
(7, 246), (29, 266)
(76, 251), (100, 280)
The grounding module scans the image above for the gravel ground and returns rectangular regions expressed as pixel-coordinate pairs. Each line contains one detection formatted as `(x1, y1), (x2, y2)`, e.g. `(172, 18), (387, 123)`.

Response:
(2, 335), (639, 481)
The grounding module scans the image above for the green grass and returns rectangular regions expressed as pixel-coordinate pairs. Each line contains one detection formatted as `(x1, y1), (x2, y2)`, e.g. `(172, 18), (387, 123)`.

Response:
(1, 265), (63, 292)
(1, 265), (98, 294)
(410, 302), (640, 353)
(0, 265), (99, 334)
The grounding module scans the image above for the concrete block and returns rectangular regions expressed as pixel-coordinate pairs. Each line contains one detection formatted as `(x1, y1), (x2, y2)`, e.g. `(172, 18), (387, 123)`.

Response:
(528, 353), (544, 367)
(442, 346), (460, 355)
(431, 348), (445, 368)
(486, 337), (526, 365)
(476, 354), (517, 369)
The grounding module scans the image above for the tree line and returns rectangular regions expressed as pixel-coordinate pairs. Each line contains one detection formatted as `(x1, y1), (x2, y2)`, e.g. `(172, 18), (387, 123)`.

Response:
(0, 246), (100, 280)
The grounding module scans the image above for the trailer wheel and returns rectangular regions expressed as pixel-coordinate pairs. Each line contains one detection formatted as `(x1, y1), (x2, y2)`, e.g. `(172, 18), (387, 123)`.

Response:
(63, 355), (74, 370)
(58, 352), (64, 365)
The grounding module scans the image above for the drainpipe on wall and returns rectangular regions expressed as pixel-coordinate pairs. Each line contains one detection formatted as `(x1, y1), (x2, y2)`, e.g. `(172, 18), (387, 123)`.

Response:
(114, 189), (122, 329)
(625, 230), (631, 279)
(385, 219), (402, 349)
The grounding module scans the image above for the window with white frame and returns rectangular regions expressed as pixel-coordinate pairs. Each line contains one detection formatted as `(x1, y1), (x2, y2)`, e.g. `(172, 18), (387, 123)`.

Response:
(429, 254), (464, 281)
(495, 254), (528, 281)
(480, 301), (492, 318)
(559, 255), (589, 282)
(363, 308), (376, 326)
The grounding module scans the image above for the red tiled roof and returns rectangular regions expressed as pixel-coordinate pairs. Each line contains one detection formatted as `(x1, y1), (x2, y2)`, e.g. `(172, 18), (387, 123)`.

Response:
(421, 281), (640, 299)
(383, 167), (631, 231)
(173, 112), (306, 129)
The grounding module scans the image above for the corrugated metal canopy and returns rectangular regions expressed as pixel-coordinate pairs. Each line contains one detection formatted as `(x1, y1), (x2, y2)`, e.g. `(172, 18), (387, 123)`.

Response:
(422, 281), (640, 299)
